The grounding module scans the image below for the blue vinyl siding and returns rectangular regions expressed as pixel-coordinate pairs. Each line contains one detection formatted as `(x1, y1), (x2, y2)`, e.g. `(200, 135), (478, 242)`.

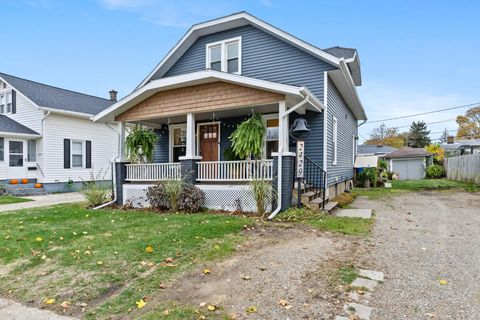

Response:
(153, 125), (169, 163)
(326, 77), (357, 186)
(159, 25), (336, 168)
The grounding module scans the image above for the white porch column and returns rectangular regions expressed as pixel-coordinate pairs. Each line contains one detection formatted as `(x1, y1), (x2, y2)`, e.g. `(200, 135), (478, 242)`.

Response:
(118, 121), (126, 161)
(185, 112), (196, 159)
(278, 100), (289, 154)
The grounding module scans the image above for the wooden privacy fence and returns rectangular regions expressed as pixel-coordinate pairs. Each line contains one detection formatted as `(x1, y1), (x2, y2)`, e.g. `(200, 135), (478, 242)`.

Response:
(444, 154), (480, 183)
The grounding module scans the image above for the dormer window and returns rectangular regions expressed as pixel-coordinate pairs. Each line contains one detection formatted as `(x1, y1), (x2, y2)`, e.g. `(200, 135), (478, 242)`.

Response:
(206, 37), (241, 74)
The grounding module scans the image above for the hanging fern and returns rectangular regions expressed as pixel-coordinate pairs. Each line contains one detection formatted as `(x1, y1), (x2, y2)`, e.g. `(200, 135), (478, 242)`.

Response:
(229, 113), (265, 159)
(125, 124), (158, 163)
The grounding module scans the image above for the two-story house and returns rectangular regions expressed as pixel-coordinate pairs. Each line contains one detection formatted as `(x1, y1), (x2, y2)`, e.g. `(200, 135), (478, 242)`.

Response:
(94, 12), (367, 214)
(0, 73), (119, 194)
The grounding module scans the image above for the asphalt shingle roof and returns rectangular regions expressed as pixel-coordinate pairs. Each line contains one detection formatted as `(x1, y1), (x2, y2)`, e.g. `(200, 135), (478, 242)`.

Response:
(0, 73), (114, 115)
(385, 147), (430, 159)
(358, 144), (398, 155)
(0, 115), (39, 135)
(323, 46), (357, 59)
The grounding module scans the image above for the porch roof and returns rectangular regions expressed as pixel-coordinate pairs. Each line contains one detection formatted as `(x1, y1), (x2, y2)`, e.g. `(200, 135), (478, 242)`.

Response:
(93, 70), (323, 123)
(0, 115), (41, 138)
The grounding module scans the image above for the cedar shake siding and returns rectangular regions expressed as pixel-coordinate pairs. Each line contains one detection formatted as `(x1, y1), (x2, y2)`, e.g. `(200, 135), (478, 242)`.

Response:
(115, 81), (284, 122)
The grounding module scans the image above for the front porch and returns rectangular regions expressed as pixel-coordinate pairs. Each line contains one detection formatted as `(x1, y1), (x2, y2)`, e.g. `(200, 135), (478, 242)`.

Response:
(94, 71), (326, 213)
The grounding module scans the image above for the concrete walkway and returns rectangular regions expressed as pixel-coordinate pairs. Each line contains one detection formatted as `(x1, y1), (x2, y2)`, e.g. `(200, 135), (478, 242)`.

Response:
(0, 298), (77, 320)
(0, 193), (84, 212)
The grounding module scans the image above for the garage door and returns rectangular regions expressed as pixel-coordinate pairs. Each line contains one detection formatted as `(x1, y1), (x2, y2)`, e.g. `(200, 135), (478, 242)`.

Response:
(392, 158), (425, 180)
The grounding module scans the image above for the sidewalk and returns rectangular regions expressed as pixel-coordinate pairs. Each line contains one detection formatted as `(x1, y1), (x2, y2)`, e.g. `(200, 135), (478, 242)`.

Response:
(0, 193), (85, 212)
(0, 298), (78, 320)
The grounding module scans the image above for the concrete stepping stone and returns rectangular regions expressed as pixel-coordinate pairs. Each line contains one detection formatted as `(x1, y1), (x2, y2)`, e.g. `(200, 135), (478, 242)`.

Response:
(359, 269), (384, 282)
(335, 208), (372, 219)
(351, 277), (378, 291)
(344, 302), (372, 320)
(349, 290), (371, 302)
(335, 317), (349, 320)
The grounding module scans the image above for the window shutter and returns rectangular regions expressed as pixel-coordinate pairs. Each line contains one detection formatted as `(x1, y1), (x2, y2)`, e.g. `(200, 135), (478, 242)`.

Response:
(64, 139), (71, 168)
(86, 140), (92, 169)
(11, 90), (16, 114)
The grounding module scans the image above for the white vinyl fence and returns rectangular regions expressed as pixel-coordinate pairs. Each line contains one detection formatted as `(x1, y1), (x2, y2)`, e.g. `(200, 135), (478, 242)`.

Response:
(444, 154), (480, 183)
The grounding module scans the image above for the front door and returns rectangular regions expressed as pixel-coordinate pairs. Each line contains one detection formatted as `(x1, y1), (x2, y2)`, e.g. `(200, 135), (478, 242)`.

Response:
(7, 139), (26, 178)
(199, 123), (219, 161)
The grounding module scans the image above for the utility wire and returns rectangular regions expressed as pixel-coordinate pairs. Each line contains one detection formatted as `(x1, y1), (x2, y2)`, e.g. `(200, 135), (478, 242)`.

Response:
(367, 102), (480, 124)
(393, 118), (457, 129)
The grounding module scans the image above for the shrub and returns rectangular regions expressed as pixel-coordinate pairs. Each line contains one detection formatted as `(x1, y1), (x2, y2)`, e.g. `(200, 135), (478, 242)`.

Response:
(146, 183), (170, 210)
(81, 168), (111, 208)
(82, 182), (110, 208)
(378, 159), (388, 171)
(178, 184), (205, 213)
(250, 179), (272, 217)
(146, 181), (205, 213)
(426, 164), (445, 178)
(164, 179), (183, 212)
(358, 167), (377, 188)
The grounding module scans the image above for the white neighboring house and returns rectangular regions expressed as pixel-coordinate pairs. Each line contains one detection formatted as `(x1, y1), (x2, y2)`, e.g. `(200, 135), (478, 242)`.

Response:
(0, 72), (119, 194)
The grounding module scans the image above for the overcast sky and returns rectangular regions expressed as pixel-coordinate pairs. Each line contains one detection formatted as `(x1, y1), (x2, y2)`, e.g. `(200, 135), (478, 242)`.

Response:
(1, 0), (479, 142)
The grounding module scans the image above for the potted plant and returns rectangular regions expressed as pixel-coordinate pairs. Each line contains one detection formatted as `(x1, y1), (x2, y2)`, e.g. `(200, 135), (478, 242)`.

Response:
(229, 113), (265, 160)
(125, 124), (158, 163)
(0, 183), (6, 195)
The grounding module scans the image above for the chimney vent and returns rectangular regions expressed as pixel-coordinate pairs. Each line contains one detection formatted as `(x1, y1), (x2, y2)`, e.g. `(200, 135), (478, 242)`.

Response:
(447, 136), (455, 144)
(109, 89), (118, 102)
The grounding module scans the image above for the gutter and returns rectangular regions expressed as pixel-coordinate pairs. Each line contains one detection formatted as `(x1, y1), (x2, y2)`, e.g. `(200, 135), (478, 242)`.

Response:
(358, 120), (367, 127)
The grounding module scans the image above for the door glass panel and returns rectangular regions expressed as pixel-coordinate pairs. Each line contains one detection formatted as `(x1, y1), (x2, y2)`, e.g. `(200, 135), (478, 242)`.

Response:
(9, 141), (23, 154)
(9, 141), (24, 167)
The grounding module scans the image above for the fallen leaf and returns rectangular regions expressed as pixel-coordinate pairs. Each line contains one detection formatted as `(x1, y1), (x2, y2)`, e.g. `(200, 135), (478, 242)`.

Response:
(96, 261), (103, 265)
(159, 283), (167, 289)
(207, 305), (216, 311)
(44, 298), (55, 305)
(165, 257), (174, 263)
(35, 237), (43, 242)
(203, 269), (211, 274)
(278, 299), (289, 306)
(163, 309), (170, 315)
(199, 302), (207, 307)
(145, 245), (154, 253)
(439, 279), (448, 285)
(241, 275), (251, 280)
(227, 313), (237, 319)
(136, 299), (146, 309)
(60, 301), (71, 309)
(246, 306), (257, 313)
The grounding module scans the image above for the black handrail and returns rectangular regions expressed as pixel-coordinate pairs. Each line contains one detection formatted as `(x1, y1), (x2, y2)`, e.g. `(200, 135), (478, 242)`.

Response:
(302, 156), (327, 209)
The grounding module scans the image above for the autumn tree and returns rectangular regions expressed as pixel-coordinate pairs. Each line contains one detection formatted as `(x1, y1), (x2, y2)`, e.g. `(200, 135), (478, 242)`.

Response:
(425, 143), (445, 165)
(456, 106), (480, 139)
(407, 121), (431, 148)
(365, 124), (406, 148)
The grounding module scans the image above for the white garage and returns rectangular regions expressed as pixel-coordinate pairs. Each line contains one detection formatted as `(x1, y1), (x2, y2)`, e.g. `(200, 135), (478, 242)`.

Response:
(385, 147), (431, 180)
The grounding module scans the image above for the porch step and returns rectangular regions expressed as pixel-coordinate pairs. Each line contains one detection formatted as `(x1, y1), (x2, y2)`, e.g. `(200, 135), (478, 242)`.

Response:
(323, 201), (338, 213)
(5, 180), (46, 196)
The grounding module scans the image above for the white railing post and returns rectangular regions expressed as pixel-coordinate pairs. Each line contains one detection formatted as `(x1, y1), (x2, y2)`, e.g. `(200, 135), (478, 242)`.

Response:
(196, 160), (273, 182)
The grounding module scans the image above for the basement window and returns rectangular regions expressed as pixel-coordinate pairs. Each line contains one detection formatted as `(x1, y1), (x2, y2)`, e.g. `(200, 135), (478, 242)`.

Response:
(206, 37), (242, 74)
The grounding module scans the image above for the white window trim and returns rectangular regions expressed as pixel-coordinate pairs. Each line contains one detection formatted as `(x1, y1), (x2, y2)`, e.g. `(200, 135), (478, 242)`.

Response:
(0, 91), (13, 115)
(196, 121), (221, 160)
(262, 113), (279, 159)
(205, 36), (242, 75)
(332, 116), (338, 165)
(71, 140), (85, 169)
(169, 123), (187, 162)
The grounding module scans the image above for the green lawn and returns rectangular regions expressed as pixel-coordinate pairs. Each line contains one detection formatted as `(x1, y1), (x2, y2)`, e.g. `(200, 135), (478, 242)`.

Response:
(0, 195), (32, 205)
(352, 178), (480, 199)
(0, 204), (252, 319)
(275, 207), (373, 236)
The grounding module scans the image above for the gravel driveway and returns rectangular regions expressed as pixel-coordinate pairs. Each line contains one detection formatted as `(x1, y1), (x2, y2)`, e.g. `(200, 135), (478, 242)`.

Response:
(356, 191), (480, 320)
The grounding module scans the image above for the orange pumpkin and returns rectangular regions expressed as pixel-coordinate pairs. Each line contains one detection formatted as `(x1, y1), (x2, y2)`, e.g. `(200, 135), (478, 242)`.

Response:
(34, 183), (42, 188)
(9, 179), (18, 185)
(22, 178), (28, 184)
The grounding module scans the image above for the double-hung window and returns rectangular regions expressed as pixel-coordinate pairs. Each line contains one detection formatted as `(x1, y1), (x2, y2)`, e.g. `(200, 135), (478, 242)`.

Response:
(0, 138), (4, 162)
(0, 92), (12, 114)
(71, 141), (84, 168)
(206, 37), (241, 74)
(332, 117), (338, 165)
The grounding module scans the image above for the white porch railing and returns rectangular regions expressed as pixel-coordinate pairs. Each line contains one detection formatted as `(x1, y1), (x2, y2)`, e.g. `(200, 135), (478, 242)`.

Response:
(197, 160), (273, 181)
(125, 163), (181, 181)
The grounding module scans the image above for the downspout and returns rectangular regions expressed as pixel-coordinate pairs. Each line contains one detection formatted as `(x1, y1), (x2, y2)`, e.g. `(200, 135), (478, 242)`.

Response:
(38, 110), (51, 178)
(358, 120), (367, 127)
(93, 123), (122, 210)
(268, 90), (312, 220)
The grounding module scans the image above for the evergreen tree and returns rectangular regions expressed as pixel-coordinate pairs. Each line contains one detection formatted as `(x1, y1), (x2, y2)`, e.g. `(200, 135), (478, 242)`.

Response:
(407, 121), (431, 147)
(439, 128), (449, 143)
